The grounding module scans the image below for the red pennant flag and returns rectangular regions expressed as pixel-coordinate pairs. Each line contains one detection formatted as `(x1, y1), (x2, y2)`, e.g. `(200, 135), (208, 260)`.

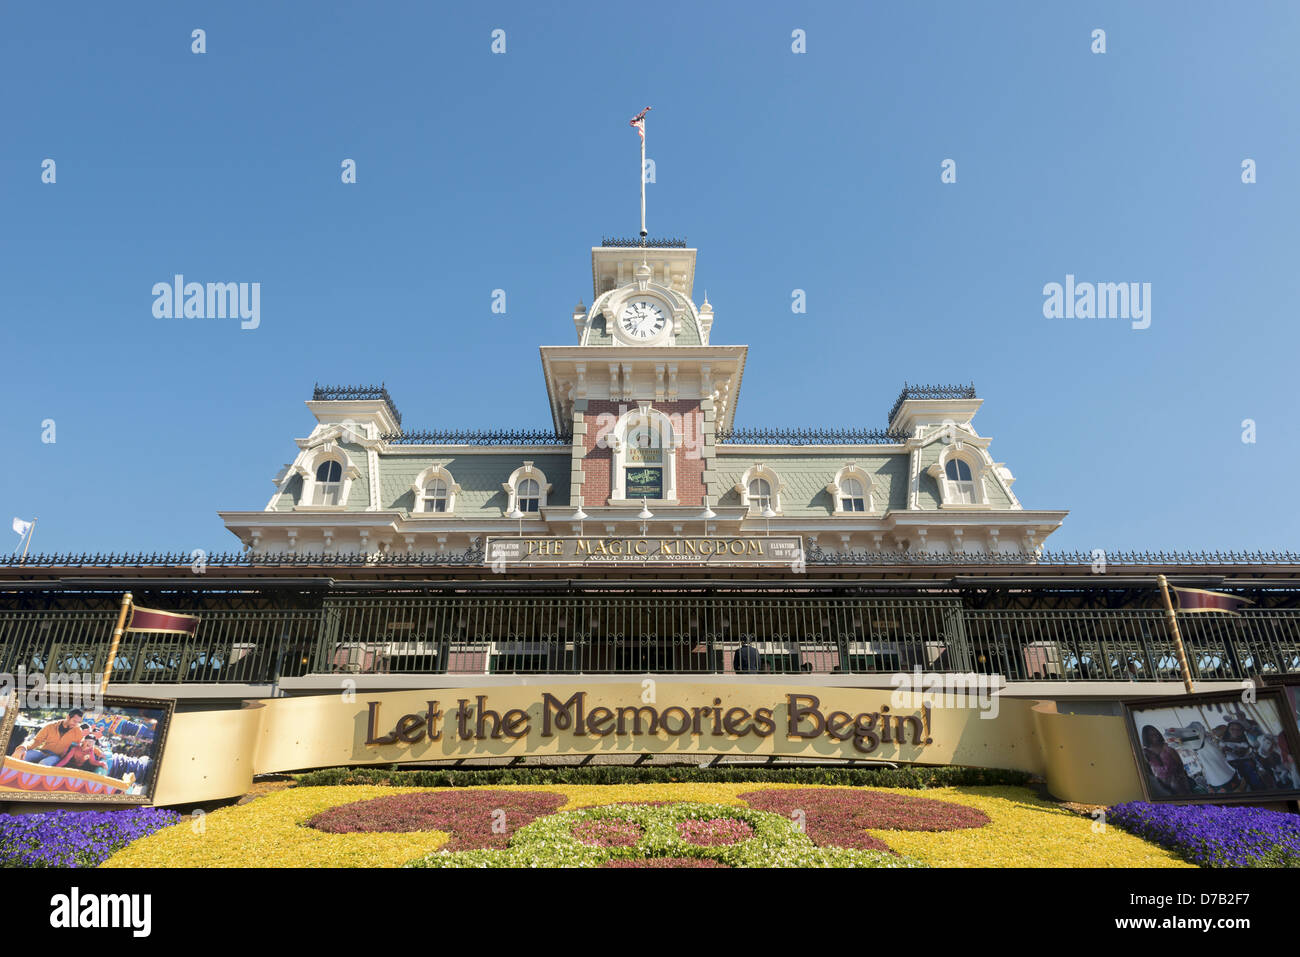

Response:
(1173, 587), (1254, 615)
(127, 605), (201, 635)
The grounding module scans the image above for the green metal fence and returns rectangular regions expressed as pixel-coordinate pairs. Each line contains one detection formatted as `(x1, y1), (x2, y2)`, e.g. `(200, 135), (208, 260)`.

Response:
(2, 599), (1299, 685)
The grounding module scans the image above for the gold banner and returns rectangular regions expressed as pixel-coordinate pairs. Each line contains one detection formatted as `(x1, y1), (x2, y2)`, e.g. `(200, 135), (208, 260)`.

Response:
(131, 683), (1145, 809)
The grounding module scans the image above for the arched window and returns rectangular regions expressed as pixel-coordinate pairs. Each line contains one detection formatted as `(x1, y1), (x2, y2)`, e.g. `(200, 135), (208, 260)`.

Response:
(502, 462), (551, 515)
(945, 458), (976, 504)
(737, 465), (783, 514)
(411, 466), (460, 515)
(518, 478), (541, 513)
(608, 405), (679, 503)
(840, 477), (866, 512)
(423, 479), (448, 513)
(314, 460), (344, 506)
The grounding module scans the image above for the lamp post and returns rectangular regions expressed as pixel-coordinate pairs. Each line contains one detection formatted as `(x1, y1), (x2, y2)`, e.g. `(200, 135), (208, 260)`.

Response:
(509, 507), (524, 537)
(700, 496), (717, 537)
(763, 505), (776, 537)
(638, 498), (653, 537)
(572, 504), (588, 538)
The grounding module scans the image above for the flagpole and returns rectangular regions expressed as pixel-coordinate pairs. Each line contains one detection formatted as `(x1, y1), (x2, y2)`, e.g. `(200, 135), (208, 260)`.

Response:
(101, 591), (133, 696)
(1157, 574), (1196, 694)
(20, 517), (36, 561)
(640, 113), (647, 240)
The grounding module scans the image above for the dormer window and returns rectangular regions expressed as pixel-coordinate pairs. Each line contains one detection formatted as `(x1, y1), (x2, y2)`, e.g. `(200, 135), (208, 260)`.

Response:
(737, 465), (784, 514)
(945, 459), (976, 504)
(503, 463), (552, 515)
(518, 478), (541, 513)
(314, 461), (343, 505)
(840, 478), (866, 512)
(423, 479), (448, 513)
(411, 466), (461, 515)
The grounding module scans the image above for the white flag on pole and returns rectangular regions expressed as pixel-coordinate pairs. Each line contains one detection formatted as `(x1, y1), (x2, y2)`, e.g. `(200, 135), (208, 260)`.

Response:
(12, 517), (32, 538)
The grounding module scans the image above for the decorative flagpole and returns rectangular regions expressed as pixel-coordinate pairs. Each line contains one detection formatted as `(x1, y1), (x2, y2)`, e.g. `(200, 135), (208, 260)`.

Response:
(101, 591), (134, 695)
(630, 106), (651, 241)
(20, 517), (36, 560)
(1157, 574), (1196, 694)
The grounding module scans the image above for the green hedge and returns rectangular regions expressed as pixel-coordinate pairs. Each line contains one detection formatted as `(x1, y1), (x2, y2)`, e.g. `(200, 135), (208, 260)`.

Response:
(292, 764), (1031, 790)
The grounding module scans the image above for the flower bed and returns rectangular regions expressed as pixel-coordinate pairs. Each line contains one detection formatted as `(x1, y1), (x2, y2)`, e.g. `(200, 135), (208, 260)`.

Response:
(1108, 802), (1300, 868)
(98, 783), (1193, 869)
(0, 807), (181, 868)
(306, 790), (567, 849)
(675, 817), (754, 847)
(406, 802), (919, 868)
(102, 786), (458, 868)
(740, 787), (989, 852)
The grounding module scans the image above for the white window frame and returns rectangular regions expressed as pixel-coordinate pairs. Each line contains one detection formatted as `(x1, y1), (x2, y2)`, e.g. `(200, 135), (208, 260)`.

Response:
(297, 448), (359, 510)
(827, 464), (875, 515)
(735, 464), (784, 514)
(928, 448), (989, 508)
(502, 461), (553, 514)
(411, 465), (461, 515)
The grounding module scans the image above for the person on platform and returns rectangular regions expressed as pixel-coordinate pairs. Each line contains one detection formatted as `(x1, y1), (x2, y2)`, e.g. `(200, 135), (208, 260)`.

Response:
(15, 709), (87, 766)
(733, 637), (760, 674)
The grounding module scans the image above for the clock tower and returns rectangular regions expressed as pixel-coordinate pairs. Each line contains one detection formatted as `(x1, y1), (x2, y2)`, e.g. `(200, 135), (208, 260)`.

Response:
(541, 241), (747, 523)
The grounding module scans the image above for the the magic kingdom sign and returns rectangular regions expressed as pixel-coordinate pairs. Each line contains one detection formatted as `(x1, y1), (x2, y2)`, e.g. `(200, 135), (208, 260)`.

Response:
(486, 535), (804, 566)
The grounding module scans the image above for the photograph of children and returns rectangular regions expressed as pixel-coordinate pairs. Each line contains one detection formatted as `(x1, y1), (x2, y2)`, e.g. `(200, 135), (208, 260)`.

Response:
(0, 696), (173, 803)
(1123, 689), (1300, 803)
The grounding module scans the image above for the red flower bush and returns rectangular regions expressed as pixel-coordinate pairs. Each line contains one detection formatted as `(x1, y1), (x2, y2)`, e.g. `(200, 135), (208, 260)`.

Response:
(739, 788), (989, 852)
(675, 817), (754, 847)
(602, 856), (730, 868)
(306, 790), (567, 850)
(572, 819), (644, 848)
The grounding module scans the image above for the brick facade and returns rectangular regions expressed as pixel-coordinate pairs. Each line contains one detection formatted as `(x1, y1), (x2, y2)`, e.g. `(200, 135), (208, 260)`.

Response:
(575, 399), (707, 508)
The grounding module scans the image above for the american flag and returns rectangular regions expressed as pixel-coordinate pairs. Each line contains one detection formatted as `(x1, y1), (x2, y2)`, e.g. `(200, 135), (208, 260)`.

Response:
(630, 106), (651, 141)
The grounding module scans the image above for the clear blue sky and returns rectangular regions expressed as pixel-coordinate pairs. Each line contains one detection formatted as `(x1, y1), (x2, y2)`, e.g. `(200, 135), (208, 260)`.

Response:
(2, 1), (1297, 555)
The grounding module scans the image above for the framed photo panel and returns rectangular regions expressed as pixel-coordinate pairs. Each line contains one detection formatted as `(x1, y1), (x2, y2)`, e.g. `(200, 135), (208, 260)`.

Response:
(0, 695), (175, 804)
(1122, 688), (1300, 804)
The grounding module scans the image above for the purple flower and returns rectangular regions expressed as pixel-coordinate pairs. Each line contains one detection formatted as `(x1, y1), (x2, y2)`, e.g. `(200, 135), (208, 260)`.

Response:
(1108, 802), (1300, 868)
(0, 807), (181, 868)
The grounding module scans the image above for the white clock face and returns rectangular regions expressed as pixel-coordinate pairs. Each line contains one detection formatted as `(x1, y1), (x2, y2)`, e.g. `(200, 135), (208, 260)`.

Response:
(619, 299), (668, 340)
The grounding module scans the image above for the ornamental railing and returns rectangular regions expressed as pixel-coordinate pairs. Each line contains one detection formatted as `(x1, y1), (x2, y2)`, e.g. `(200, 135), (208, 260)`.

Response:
(312, 383), (402, 427)
(2, 545), (1299, 569)
(380, 429), (572, 446)
(717, 427), (910, 445)
(600, 237), (688, 248)
(2, 599), (1298, 685)
(887, 382), (978, 425)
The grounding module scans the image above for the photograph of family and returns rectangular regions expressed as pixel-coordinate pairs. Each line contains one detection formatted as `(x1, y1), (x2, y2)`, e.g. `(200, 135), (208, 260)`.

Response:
(0, 697), (173, 802)
(1124, 691), (1300, 803)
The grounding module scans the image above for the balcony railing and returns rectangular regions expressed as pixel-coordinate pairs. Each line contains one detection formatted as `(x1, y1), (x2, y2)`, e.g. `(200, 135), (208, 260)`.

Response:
(2, 599), (1299, 685)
